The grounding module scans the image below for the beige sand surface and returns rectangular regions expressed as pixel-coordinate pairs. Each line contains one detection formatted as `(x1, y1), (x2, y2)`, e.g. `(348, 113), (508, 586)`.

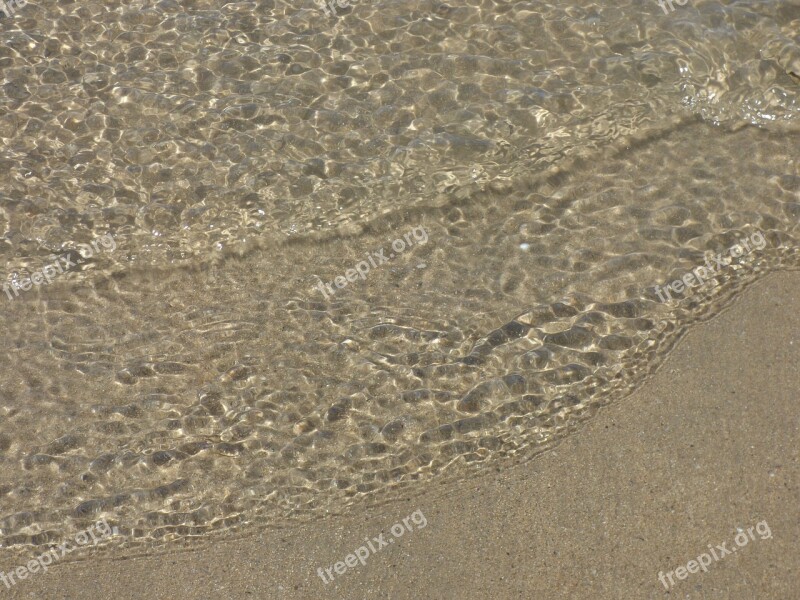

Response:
(3, 272), (798, 600)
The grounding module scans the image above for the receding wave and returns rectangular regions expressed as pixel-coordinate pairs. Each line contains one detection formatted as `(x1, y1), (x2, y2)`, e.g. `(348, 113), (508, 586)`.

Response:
(0, 0), (798, 557)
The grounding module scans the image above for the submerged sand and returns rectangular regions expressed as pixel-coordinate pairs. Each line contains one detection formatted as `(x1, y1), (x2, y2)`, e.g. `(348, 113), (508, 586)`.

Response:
(2, 273), (797, 599)
(3, 0), (799, 566)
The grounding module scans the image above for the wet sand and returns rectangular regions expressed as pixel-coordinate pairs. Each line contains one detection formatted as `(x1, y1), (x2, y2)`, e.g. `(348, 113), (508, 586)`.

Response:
(3, 0), (799, 564)
(3, 273), (797, 599)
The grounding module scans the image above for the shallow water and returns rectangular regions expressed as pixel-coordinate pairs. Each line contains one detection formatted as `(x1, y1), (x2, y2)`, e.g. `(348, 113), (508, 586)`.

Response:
(0, 0), (798, 556)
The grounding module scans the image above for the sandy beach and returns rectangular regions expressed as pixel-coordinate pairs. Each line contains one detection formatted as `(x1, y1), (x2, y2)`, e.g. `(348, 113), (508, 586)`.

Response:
(2, 0), (799, 598)
(3, 273), (796, 600)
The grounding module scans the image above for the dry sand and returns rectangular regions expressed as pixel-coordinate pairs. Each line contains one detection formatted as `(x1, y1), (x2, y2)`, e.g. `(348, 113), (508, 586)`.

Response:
(3, 271), (798, 600)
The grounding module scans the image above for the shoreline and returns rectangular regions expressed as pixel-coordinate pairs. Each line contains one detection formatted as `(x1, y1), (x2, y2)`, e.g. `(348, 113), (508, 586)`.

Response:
(2, 271), (797, 599)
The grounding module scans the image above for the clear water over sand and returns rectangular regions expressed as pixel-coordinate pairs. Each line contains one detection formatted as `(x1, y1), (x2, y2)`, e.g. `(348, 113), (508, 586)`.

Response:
(0, 0), (798, 556)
